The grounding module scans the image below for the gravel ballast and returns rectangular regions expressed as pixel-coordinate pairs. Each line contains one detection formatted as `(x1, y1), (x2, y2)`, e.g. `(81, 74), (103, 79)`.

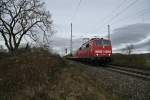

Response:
(68, 60), (150, 100)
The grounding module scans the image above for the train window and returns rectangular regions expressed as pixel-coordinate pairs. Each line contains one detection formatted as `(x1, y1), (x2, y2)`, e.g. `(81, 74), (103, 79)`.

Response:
(96, 40), (102, 45)
(96, 40), (111, 46)
(86, 44), (89, 48)
(103, 40), (111, 46)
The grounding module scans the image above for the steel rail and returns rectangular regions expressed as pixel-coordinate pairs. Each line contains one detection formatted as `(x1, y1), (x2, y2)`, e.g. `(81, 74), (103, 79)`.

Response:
(106, 65), (150, 81)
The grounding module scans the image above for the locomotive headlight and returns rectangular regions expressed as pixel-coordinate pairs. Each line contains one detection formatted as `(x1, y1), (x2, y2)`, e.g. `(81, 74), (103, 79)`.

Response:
(96, 54), (99, 56)
(95, 50), (102, 53)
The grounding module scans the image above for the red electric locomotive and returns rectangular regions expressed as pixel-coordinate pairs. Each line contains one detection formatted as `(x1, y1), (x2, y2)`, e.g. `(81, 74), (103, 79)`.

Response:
(73, 38), (112, 63)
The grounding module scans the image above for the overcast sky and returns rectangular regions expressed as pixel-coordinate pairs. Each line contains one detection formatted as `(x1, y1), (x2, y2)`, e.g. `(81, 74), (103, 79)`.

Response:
(1, 0), (150, 54)
(43, 0), (150, 55)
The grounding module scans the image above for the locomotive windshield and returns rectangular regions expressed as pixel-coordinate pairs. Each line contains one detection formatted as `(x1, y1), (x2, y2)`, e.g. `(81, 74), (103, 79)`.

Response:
(96, 40), (111, 46)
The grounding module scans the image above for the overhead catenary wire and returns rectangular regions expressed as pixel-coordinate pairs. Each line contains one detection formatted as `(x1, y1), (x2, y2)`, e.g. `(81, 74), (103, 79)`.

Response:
(111, 8), (150, 25)
(89, 0), (128, 33)
(91, 0), (127, 31)
(108, 0), (139, 24)
(91, 0), (139, 33)
(70, 0), (82, 22)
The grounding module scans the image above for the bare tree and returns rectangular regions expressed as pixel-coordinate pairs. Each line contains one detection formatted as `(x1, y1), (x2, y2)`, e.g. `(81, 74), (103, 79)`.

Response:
(126, 44), (134, 55)
(0, 0), (53, 54)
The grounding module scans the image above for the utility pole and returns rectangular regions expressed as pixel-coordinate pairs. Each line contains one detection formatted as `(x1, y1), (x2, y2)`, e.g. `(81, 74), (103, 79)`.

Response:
(70, 23), (73, 55)
(108, 24), (110, 40)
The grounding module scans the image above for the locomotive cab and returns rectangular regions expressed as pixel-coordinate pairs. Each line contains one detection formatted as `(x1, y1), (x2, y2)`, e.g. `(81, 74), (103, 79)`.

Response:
(94, 38), (112, 57)
(75, 38), (112, 63)
(92, 38), (112, 62)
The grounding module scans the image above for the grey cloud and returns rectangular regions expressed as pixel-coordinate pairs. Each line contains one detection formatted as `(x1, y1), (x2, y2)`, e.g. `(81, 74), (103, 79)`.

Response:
(111, 23), (150, 49)
(51, 23), (150, 54)
(51, 37), (83, 52)
(134, 38), (150, 50)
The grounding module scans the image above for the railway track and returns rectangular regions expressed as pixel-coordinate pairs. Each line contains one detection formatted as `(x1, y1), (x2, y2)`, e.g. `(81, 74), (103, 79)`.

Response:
(106, 65), (150, 81)
(67, 59), (150, 80)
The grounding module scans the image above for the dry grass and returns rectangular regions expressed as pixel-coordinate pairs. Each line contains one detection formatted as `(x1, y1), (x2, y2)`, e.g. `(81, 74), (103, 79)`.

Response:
(0, 48), (109, 100)
(47, 66), (107, 100)
(0, 48), (65, 100)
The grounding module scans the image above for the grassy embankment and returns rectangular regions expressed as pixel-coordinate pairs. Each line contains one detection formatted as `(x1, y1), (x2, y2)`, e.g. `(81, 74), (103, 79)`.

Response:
(0, 48), (122, 100)
(111, 53), (150, 70)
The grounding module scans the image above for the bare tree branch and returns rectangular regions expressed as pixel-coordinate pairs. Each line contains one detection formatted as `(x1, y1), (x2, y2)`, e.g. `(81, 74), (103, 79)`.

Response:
(0, 0), (53, 54)
(122, 44), (134, 55)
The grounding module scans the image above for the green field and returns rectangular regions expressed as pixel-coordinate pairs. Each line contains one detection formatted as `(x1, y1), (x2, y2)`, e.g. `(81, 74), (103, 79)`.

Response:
(111, 53), (150, 70)
(145, 59), (150, 67)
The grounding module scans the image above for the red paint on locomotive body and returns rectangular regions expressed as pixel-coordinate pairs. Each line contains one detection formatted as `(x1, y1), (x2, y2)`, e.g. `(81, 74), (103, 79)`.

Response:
(74, 38), (112, 62)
